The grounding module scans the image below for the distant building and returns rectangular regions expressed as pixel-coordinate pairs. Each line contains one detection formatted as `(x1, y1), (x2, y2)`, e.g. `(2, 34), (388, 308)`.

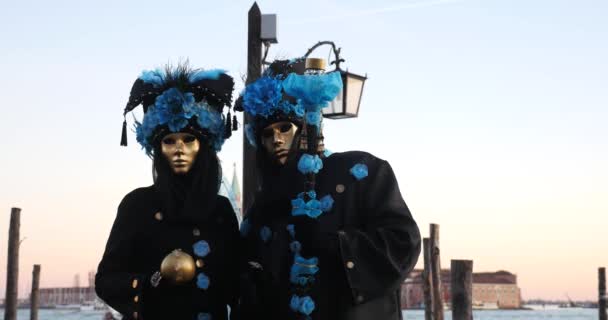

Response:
(401, 269), (522, 309)
(219, 163), (242, 223)
(38, 287), (97, 307)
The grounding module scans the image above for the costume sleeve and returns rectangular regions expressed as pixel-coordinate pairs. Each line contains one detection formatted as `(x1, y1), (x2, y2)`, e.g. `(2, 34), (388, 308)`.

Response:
(338, 159), (421, 305)
(95, 193), (148, 319)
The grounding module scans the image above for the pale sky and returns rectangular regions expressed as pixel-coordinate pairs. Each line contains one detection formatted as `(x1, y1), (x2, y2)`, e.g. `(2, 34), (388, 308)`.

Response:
(1, 0), (606, 300)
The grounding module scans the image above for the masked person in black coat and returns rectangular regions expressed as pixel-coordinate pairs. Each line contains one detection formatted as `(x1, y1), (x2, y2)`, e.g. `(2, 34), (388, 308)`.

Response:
(235, 58), (421, 320)
(96, 64), (240, 320)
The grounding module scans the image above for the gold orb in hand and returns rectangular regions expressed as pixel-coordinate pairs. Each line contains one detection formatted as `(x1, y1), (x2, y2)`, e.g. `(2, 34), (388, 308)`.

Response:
(160, 249), (196, 285)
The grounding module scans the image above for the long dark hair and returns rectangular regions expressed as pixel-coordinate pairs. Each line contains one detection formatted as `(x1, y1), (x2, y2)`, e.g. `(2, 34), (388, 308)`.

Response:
(152, 140), (222, 223)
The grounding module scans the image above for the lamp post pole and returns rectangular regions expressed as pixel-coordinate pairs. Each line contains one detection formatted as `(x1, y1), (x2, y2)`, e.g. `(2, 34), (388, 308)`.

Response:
(243, 2), (263, 214)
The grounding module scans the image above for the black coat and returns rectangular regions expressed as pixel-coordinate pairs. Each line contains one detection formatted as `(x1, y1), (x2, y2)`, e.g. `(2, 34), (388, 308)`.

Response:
(95, 186), (240, 320)
(240, 151), (421, 320)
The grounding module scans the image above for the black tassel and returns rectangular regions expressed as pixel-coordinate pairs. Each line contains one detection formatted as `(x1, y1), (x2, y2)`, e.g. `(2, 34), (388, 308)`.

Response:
(120, 118), (128, 146)
(224, 111), (232, 139)
(232, 115), (238, 131)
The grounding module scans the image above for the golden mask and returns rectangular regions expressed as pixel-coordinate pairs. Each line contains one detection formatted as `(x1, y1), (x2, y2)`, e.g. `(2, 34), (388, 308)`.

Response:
(261, 121), (298, 165)
(160, 132), (200, 175)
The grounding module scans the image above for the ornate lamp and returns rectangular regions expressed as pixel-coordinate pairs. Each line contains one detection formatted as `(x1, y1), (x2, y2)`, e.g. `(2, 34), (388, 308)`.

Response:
(304, 41), (367, 119)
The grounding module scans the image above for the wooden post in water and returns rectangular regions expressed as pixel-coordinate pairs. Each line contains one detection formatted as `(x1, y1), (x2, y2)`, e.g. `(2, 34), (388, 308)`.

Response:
(4, 207), (21, 320)
(30, 265), (41, 320)
(422, 238), (434, 320)
(451, 260), (473, 320)
(600, 267), (607, 320)
(430, 224), (444, 320)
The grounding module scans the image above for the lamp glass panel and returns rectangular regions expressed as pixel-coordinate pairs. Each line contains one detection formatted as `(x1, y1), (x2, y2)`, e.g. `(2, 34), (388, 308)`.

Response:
(346, 75), (364, 115)
(323, 88), (344, 116)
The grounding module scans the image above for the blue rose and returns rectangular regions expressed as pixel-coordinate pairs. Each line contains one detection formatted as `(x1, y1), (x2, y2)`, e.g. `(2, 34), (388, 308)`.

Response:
(350, 163), (369, 180)
(305, 111), (322, 128)
(196, 272), (210, 290)
(260, 226), (272, 243)
(320, 195), (334, 212)
(286, 224), (295, 238)
(242, 76), (283, 117)
(297, 190), (317, 200)
(290, 241), (301, 253)
(197, 312), (212, 320)
(291, 198), (322, 218)
(196, 105), (224, 136)
(154, 88), (197, 132)
(193, 240), (210, 257)
(289, 295), (316, 315)
(139, 69), (165, 87)
(297, 154), (323, 175)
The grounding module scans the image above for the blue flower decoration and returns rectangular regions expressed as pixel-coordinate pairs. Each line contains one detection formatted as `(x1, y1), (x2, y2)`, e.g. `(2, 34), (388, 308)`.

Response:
(242, 77), (283, 118)
(289, 295), (316, 316)
(286, 224), (295, 238)
(196, 272), (210, 290)
(297, 190), (317, 200)
(240, 219), (251, 237)
(260, 226), (272, 243)
(320, 195), (334, 212)
(154, 88), (197, 131)
(291, 198), (322, 218)
(139, 69), (165, 87)
(323, 149), (333, 157)
(283, 72), (343, 111)
(297, 154), (323, 175)
(290, 241), (302, 253)
(197, 313), (212, 320)
(305, 111), (322, 128)
(189, 69), (224, 82)
(193, 240), (210, 257)
(350, 163), (369, 180)
(289, 255), (318, 285)
(196, 105), (224, 136)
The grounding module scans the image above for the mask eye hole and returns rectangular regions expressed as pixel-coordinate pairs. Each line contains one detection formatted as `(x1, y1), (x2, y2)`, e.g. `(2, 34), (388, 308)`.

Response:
(162, 137), (175, 145)
(262, 128), (274, 138)
(279, 123), (292, 133)
(183, 135), (196, 143)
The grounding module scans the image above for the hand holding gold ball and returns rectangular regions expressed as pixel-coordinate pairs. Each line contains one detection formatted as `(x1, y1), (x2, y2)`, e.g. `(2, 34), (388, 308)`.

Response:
(150, 249), (196, 287)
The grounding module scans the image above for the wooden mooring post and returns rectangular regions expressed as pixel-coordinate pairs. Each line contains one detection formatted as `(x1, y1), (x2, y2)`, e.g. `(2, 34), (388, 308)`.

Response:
(4, 207), (21, 320)
(451, 260), (473, 320)
(30, 265), (41, 320)
(430, 224), (444, 320)
(600, 267), (607, 320)
(423, 238), (434, 320)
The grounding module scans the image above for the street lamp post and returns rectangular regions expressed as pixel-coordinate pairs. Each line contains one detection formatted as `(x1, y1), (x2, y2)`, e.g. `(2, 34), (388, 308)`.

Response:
(243, 4), (366, 215)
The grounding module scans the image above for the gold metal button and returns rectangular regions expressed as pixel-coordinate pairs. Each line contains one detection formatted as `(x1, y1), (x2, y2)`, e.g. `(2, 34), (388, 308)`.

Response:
(196, 259), (205, 268)
(154, 212), (163, 221)
(193, 228), (200, 236)
(131, 279), (138, 289)
(133, 311), (138, 319)
(336, 184), (345, 193)
(346, 261), (355, 269)
(134, 295), (139, 303)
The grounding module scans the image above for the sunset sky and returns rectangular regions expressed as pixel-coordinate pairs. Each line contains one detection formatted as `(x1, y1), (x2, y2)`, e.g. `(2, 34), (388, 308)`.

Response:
(1, 0), (606, 300)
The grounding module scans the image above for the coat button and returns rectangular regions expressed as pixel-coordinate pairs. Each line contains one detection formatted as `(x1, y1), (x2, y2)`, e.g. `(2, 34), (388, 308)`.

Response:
(196, 259), (205, 268)
(133, 311), (139, 319)
(356, 295), (364, 303)
(131, 279), (138, 289)
(336, 184), (345, 193)
(133, 295), (139, 303)
(193, 228), (201, 236)
(346, 261), (355, 269)
(154, 212), (163, 221)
